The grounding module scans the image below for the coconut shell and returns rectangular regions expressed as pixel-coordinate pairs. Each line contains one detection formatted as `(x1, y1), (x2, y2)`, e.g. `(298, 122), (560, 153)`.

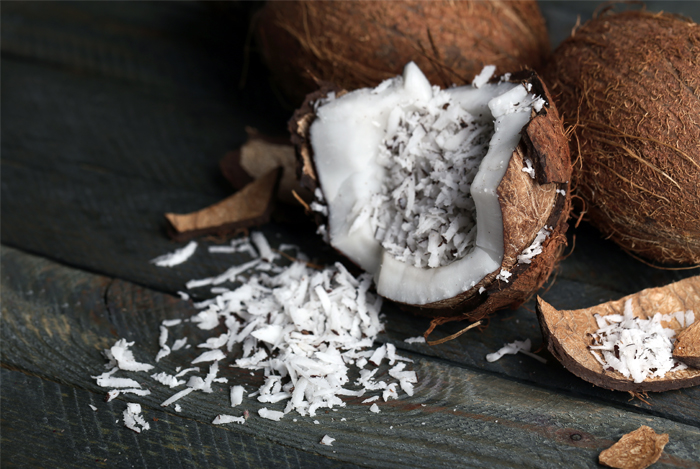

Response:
(673, 320), (700, 369)
(536, 275), (700, 392)
(543, 9), (700, 266)
(290, 71), (572, 322)
(256, 0), (550, 105)
(598, 426), (669, 469)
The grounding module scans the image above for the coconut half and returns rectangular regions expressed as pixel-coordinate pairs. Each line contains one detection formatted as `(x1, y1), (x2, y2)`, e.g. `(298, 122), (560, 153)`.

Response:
(291, 63), (571, 321)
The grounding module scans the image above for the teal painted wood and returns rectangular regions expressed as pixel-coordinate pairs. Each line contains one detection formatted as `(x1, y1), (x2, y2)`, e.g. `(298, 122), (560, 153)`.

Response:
(0, 368), (362, 469)
(3, 247), (700, 468)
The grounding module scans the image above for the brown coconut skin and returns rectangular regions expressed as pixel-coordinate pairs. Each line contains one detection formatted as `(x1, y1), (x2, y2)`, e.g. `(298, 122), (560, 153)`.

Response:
(256, 0), (550, 105)
(543, 10), (700, 266)
(290, 71), (572, 323)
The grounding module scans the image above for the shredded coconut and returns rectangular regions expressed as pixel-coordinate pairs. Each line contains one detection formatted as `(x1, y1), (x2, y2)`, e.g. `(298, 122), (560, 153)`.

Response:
(471, 65), (496, 88)
(104, 339), (154, 372)
(495, 269), (512, 283)
(589, 299), (691, 383)
(368, 89), (494, 269)
(230, 385), (245, 407)
(259, 408), (285, 421)
(123, 403), (150, 433)
(404, 336), (426, 344)
(486, 338), (546, 364)
(213, 414), (245, 425)
(522, 158), (535, 179)
(93, 232), (419, 433)
(151, 241), (197, 267)
(517, 226), (551, 264)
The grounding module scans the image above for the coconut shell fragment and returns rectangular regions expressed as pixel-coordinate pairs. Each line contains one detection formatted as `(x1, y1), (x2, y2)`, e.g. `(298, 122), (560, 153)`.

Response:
(599, 426), (669, 469)
(537, 275), (700, 392)
(543, 9), (700, 265)
(165, 167), (281, 241)
(220, 127), (311, 205)
(673, 321), (700, 369)
(256, 0), (550, 104)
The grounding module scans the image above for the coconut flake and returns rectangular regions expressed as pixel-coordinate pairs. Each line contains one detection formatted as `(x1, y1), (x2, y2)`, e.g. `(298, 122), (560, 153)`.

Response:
(486, 339), (546, 363)
(93, 368), (142, 389)
(123, 403), (150, 433)
(258, 408), (285, 421)
(104, 339), (154, 372)
(151, 372), (184, 388)
(472, 65), (496, 88)
(495, 269), (512, 283)
(230, 385), (245, 407)
(89, 404), (98, 411)
(517, 226), (551, 264)
(213, 414), (245, 425)
(522, 158), (535, 179)
(404, 336), (426, 344)
(192, 349), (226, 364)
(251, 231), (277, 262)
(369, 403), (380, 413)
(320, 435), (335, 446)
(151, 241), (197, 267)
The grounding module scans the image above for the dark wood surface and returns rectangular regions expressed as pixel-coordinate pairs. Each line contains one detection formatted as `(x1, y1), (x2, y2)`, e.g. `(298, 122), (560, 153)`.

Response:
(2, 2), (700, 468)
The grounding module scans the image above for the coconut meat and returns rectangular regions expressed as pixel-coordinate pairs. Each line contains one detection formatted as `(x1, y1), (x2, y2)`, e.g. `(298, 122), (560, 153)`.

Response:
(310, 63), (544, 305)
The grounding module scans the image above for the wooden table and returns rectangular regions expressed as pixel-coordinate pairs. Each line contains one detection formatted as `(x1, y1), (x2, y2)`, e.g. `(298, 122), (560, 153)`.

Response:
(2, 2), (699, 468)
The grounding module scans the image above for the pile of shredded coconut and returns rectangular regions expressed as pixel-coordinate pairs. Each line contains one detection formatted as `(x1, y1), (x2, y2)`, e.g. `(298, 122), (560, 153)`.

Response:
(93, 232), (419, 432)
(365, 89), (494, 269)
(589, 299), (694, 383)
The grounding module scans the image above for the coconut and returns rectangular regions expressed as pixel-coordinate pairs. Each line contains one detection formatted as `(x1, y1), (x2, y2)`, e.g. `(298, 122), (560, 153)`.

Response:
(543, 9), (700, 266)
(290, 63), (571, 322)
(255, 0), (550, 105)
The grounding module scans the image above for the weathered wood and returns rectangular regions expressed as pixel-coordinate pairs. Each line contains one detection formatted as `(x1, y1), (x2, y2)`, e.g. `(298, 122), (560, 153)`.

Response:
(0, 368), (361, 469)
(3, 2), (700, 467)
(3, 247), (700, 468)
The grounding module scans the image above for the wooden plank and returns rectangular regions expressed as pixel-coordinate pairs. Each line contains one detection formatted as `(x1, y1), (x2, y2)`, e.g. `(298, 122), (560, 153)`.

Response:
(0, 368), (361, 469)
(3, 2), (700, 459)
(3, 247), (700, 468)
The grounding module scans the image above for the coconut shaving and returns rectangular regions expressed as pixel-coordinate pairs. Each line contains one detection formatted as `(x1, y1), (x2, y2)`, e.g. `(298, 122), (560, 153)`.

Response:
(92, 232), (419, 430)
(589, 299), (695, 383)
(366, 89), (494, 269)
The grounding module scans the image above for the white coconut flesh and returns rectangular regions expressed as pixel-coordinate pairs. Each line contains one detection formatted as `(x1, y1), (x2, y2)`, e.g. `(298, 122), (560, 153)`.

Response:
(310, 62), (545, 305)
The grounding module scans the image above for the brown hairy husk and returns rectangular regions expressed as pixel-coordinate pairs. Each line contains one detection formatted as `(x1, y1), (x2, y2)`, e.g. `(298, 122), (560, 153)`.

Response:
(290, 72), (572, 322)
(257, 0), (550, 105)
(543, 9), (700, 266)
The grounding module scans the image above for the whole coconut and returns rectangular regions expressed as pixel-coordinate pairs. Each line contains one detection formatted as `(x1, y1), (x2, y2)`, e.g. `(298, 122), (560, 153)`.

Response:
(256, 0), (550, 104)
(544, 9), (700, 265)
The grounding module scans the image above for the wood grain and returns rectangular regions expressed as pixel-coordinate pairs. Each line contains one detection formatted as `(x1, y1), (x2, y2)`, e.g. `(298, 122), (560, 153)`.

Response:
(3, 247), (700, 468)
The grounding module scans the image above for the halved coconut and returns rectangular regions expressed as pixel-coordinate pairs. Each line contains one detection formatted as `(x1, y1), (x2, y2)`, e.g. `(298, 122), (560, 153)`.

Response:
(290, 63), (571, 321)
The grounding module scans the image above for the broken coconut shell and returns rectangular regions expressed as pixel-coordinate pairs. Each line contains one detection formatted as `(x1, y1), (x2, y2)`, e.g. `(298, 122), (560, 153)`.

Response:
(256, 0), (550, 105)
(220, 127), (311, 205)
(598, 426), (669, 469)
(290, 66), (571, 322)
(165, 167), (281, 242)
(537, 275), (700, 392)
(673, 320), (700, 369)
(543, 9), (700, 266)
